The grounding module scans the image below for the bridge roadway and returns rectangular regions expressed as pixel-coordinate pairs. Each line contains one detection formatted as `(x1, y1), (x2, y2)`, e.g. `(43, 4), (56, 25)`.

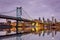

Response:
(0, 15), (60, 38)
(0, 15), (35, 22)
(0, 14), (36, 37)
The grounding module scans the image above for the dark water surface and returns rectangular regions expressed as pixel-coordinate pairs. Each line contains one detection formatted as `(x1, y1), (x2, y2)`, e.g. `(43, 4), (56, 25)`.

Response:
(0, 32), (60, 40)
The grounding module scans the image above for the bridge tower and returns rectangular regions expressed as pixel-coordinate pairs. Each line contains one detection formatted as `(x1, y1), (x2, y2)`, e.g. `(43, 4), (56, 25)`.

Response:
(16, 7), (22, 34)
(16, 7), (22, 18)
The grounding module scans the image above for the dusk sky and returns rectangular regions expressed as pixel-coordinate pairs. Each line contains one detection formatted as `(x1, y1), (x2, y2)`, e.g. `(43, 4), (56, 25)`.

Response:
(0, 0), (60, 40)
(0, 0), (60, 20)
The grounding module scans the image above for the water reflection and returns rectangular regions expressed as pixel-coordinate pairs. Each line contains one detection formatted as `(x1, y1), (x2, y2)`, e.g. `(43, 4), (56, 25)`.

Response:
(0, 32), (60, 40)
(0, 34), (22, 40)
(16, 34), (22, 40)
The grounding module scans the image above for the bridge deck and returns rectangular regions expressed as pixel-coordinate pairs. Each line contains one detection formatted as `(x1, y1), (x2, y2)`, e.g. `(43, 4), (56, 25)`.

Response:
(0, 15), (35, 22)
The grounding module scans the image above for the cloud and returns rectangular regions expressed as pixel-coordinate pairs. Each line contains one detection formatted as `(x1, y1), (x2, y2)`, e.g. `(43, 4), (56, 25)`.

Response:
(0, 0), (60, 20)
(0, 0), (60, 40)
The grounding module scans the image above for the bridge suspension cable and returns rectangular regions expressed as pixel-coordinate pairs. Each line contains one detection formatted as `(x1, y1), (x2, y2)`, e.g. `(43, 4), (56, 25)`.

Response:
(22, 8), (33, 20)
(0, 9), (16, 14)
(0, 7), (33, 20)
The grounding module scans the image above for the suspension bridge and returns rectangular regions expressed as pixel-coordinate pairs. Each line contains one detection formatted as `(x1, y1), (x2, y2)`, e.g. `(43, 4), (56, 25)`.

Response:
(0, 7), (60, 39)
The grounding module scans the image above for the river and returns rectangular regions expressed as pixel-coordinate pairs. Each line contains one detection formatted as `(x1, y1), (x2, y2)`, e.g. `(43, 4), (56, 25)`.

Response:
(0, 32), (60, 40)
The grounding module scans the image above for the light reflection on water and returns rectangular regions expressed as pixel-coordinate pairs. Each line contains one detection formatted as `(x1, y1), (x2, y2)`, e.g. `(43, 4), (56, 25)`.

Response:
(0, 32), (60, 40)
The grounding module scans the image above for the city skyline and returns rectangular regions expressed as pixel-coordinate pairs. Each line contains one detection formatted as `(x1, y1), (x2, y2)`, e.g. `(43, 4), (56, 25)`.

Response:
(0, 0), (60, 20)
(0, 0), (60, 40)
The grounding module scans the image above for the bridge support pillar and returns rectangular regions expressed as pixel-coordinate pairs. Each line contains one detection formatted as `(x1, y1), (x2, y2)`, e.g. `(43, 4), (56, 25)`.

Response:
(16, 20), (18, 34)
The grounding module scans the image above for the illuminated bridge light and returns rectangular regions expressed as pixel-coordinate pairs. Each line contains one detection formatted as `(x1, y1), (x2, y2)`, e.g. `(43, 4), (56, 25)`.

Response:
(32, 28), (35, 32)
(32, 23), (35, 26)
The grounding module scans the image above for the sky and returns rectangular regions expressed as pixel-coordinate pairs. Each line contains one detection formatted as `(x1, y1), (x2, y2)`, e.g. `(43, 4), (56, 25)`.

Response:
(0, 0), (60, 20)
(0, 0), (60, 40)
